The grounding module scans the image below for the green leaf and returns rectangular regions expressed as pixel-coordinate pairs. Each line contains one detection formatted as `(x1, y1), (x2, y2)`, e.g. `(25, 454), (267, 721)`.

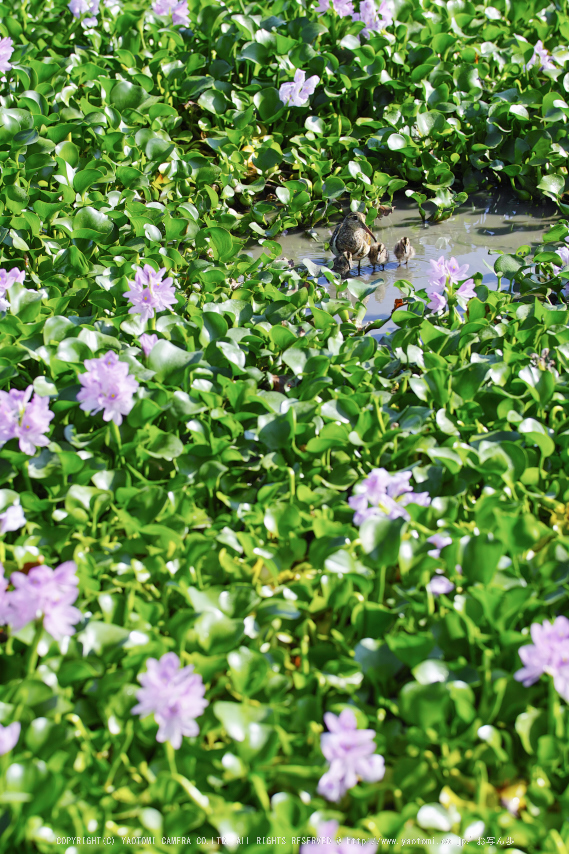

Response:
(109, 81), (147, 112)
(462, 534), (503, 584)
(347, 278), (381, 300)
(195, 226), (233, 262)
(322, 176), (345, 200)
(518, 418), (555, 456)
(145, 429), (184, 460)
(253, 88), (285, 122)
(494, 253), (525, 277)
(360, 516), (405, 564)
(537, 173), (566, 198)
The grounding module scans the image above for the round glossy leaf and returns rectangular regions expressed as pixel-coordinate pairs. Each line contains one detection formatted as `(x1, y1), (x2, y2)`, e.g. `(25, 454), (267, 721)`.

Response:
(109, 81), (147, 112)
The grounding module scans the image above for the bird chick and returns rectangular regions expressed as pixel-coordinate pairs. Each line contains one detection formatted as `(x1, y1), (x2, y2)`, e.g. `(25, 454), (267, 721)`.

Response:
(369, 242), (388, 270)
(332, 251), (352, 278)
(394, 236), (415, 267)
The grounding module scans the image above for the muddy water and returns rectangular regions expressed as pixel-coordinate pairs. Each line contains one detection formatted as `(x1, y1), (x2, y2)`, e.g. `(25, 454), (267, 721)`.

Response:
(249, 193), (558, 331)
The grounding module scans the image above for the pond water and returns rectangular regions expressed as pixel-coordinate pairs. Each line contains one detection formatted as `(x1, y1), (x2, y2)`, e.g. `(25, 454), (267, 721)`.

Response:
(249, 193), (558, 331)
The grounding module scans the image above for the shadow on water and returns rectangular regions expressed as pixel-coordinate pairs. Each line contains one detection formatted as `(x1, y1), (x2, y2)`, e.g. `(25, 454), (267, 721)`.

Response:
(245, 192), (558, 331)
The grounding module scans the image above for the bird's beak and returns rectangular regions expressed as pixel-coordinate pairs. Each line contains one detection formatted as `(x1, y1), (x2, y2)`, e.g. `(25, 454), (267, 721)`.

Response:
(362, 222), (376, 240)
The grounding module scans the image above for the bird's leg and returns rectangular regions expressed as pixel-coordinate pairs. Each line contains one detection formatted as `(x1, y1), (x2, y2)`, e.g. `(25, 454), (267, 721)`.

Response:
(358, 257), (362, 275)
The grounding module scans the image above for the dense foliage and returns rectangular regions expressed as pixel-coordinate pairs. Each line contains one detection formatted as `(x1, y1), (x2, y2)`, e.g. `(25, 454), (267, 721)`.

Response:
(1, 0), (569, 852)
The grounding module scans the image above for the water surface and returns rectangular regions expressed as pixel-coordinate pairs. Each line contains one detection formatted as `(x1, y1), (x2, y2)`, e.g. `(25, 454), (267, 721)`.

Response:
(250, 193), (558, 331)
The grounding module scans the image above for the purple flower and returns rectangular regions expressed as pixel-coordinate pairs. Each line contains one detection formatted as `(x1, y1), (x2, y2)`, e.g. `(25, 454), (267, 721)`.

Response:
(427, 533), (452, 559)
(0, 504), (26, 534)
(426, 287), (447, 311)
(515, 616), (569, 701)
(68, 0), (99, 25)
(315, 0), (355, 15)
(10, 561), (81, 641)
(317, 708), (385, 802)
(456, 278), (476, 300)
(132, 652), (209, 749)
(77, 351), (139, 426)
(0, 722), (20, 755)
(123, 265), (177, 323)
(279, 69), (320, 108)
(352, 0), (392, 37)
(429, 256), (447, 279)
(349, 467), (431, 525)
(525, 39), (555, 72)
(300, 821), (378, 854)
(554, 245), (569, 274)
(152, 0), (190, 27)
(0, 37), (14, 75)
(426, 256), (475, 309)
(427, 575), (455, 596)
(0, 267), (25, 312)
(140, 333), (159, 357)
(0, 386), (54, 456)
(445, 257), (470, 284)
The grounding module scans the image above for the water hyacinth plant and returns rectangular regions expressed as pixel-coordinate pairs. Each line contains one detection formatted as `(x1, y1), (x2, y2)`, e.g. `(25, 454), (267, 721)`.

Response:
(0, 0), (567, 849)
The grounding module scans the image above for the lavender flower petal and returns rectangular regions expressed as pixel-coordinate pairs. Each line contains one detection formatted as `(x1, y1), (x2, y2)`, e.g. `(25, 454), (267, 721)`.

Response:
(0, 504), (26, 534)
(0, 722), (20, 755)
(426, 575), (455, 596)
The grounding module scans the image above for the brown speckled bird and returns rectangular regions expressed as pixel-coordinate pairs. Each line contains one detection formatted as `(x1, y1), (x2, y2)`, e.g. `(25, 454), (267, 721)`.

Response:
(332, 251), (352, 278)
(394, 236), (415, 267)
(369, 242), (388, 270)
(330, 212), (376, 274)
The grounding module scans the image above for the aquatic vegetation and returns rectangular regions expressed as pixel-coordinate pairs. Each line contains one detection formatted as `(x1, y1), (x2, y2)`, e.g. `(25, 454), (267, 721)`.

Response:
(0, 0), (568, 850)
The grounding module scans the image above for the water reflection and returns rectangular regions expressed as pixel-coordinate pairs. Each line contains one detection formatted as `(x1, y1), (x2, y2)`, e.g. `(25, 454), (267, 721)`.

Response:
(247, 192), (558, 329)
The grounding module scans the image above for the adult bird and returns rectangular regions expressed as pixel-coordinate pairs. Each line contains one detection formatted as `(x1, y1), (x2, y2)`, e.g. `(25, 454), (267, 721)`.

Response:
(330, 212), (376, 275)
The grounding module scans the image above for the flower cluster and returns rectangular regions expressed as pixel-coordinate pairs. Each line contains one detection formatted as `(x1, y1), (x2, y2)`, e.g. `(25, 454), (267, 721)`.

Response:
(132, 652), (209, 749)
(353, 0), (393, 37)
(349, 468), (431, 525)
(300, 821), (378, 854)
(0, 386), (54, 456)
(0, 561), (81, 641)
(0, 37), (14, 75)
(152, 0), (190, 27)
(279, 69), (320, 108)
(0, 503), (26, 535)
(77, 351), (139, 426)
(68, 0), (99, 26)
(426, 256), (476, 312)
(525, 39), (555, 72)
(318, 709), (385, 802)
(0, 266), (25, 312)
(315, 0), (393, 36)
(124, 265), (177, 323)
(515, 616), (569, 701)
